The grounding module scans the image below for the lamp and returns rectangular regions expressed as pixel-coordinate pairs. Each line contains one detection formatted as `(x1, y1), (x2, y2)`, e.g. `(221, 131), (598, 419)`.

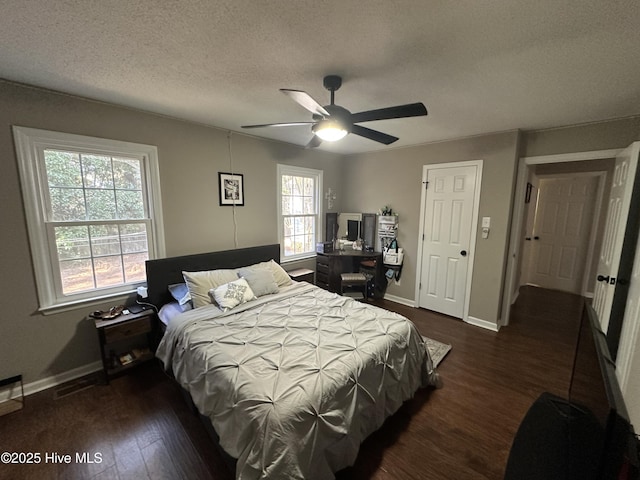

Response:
(312, 119), (348, 142)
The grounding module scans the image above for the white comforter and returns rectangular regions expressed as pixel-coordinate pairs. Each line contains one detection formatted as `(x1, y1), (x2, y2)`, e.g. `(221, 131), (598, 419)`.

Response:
(156, 283), (436, 480)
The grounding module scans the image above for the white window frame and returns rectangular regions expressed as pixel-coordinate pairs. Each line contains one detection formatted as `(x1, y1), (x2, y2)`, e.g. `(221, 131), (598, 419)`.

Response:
(13, 126), (166, 313)
(277, 164), (323, 262)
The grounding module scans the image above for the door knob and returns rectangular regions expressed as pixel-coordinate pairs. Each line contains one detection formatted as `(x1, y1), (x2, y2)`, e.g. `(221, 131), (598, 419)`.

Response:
(597, 274), (610, 283)
(533, 236), (540, 240)
(460, 250), (467, 257)
(525, 237), (531, 241)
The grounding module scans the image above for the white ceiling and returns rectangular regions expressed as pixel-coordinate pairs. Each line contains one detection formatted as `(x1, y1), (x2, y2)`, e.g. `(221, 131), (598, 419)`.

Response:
(1, 1), (639, 154)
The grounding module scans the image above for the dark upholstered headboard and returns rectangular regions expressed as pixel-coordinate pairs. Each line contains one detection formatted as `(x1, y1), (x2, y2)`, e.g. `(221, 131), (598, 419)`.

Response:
(145, 244), (280, 308)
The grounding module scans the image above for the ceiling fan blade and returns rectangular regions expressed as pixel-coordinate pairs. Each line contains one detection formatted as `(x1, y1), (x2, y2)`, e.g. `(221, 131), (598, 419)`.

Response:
(351, 124), (399, 145)
(351, 102), (427, 123)
(281, 89), (330, 117)
(242, 121), (315, 129)
(305, 135), (322, 149)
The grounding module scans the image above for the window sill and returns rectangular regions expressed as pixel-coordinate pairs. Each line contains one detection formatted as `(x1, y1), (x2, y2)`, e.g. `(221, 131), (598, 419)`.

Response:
(281, 253), (317, 264)
(39, 289), (136, 316)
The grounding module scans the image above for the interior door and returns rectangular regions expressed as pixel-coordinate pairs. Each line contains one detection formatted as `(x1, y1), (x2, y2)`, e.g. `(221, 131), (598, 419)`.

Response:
(419, 164), (478, 318)
(519, 177), (539, 287)
(615, 231), (640, 430)
(525, 175), (599, 294)
(592, 142), (640, 332)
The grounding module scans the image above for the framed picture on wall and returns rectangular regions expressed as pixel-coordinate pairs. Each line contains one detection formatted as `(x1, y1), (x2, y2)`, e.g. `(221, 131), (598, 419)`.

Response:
(218, 172), (244, 206)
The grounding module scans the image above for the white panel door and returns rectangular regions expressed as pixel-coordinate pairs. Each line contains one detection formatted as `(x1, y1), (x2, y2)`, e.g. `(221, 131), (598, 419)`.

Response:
(593, 142), (639, 332)
(526, 175), (599, 294)
(616, 230), (640, 430)
(419, 164), (477, 318)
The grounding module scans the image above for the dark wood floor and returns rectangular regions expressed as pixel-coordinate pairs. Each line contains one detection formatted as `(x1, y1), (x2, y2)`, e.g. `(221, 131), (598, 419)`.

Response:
(0, 286), (585, 480)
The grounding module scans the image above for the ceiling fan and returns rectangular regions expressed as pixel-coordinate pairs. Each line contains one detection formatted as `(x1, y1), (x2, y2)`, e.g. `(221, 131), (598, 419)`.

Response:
(242, 75), (428, 148)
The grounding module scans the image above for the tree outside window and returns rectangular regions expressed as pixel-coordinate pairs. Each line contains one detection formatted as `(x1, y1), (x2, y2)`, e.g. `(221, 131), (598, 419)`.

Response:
(278, 165), (322, 261)
(14, 127), (164, 312)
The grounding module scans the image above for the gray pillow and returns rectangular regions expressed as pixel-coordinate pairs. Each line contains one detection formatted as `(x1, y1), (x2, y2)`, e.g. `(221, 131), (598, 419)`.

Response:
(237, 266), (279, 297)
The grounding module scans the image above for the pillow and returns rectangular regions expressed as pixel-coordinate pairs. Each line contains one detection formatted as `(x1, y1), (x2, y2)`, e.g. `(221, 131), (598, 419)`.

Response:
(158, 301), (193, 326)
(260, 259), (293, 287)
(209, 277), (256, 311)
(237, 266), (279, 297)
(182, 269), (238, 308)
(168, 283), (191, 306)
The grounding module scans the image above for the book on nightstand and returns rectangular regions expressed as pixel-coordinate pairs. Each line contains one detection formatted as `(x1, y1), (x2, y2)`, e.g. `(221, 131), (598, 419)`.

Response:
(119, 353), (134, 365)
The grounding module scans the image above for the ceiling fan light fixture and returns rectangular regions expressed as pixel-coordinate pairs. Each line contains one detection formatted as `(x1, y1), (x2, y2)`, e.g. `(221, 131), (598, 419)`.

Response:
(312, 120), (348, 142)
(242, 75), (428, 148)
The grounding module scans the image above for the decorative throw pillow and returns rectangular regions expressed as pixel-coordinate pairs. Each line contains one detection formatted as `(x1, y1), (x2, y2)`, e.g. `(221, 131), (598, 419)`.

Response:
(168, 283), (191, 306)
(182, 269), (238, 308)
(209, 277), (256, 311)
(237, 266), (279, 297)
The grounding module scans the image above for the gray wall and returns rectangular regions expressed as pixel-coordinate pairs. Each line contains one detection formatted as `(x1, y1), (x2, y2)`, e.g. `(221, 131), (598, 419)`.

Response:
(2, 77), (639, 386)
(342, 131), (521, 325)
(522, 116), (640, 156)
(0, 80), (342, 384)
(341, 116), (640, 326)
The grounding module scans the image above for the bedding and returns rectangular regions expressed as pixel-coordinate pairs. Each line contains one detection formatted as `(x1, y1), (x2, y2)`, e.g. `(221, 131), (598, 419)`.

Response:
(183, 268), (239, 308)
(156, 282), (437, 480)
(182, 260), (292, 309)
(158, 301), (194, 326)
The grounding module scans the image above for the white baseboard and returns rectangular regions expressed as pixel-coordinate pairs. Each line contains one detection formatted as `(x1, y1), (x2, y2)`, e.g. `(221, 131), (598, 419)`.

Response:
(383, 294), (416, 307)
(0, 361), (102, 403)
(465, 315), (501, 332)
(383, 296), (501, 333)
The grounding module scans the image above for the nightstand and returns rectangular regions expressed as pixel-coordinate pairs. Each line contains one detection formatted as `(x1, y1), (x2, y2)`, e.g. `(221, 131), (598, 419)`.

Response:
(288, 268), (315, 284)
(93, 308), (156, 383)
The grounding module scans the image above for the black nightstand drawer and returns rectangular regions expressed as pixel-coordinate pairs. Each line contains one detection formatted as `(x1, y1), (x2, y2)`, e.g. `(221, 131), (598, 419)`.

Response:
(104, 316), (152, 343)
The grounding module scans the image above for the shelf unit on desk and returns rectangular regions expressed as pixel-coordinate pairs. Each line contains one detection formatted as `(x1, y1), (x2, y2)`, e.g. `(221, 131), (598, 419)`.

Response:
(93, 308), (156, 383)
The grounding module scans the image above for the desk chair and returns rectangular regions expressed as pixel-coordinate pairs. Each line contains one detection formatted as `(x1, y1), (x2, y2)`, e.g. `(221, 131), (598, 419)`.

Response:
(340, 272), (368, 300)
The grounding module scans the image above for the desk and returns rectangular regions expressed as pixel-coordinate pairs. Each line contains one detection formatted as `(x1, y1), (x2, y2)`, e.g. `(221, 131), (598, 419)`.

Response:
(316, 250), (385, 297)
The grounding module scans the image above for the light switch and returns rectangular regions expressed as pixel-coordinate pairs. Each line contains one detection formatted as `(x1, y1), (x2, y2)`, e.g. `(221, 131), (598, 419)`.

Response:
(482, 217), (491, 228)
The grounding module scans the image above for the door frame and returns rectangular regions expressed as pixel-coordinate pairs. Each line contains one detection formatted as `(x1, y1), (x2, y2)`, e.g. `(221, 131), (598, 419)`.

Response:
(415, 159), (483, 323)
(522, 171), (607, 296)
(502, 149), (621, 326)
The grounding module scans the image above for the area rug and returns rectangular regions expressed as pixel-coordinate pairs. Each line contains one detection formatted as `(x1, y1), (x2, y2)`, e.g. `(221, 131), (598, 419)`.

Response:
(423, 336), (452, 368)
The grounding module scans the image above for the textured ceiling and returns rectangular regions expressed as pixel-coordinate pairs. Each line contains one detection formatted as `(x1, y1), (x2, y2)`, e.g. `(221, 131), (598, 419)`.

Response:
(1, 0), (639, 154)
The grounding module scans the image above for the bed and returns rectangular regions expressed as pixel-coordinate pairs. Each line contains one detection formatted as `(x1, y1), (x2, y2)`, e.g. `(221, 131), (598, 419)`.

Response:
(148, 244), (438, 480)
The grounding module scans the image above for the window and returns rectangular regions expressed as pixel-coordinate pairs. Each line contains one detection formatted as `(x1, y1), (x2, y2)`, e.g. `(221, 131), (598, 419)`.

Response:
(277, 165), (323, 261)
(13, 127), (165, 312)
